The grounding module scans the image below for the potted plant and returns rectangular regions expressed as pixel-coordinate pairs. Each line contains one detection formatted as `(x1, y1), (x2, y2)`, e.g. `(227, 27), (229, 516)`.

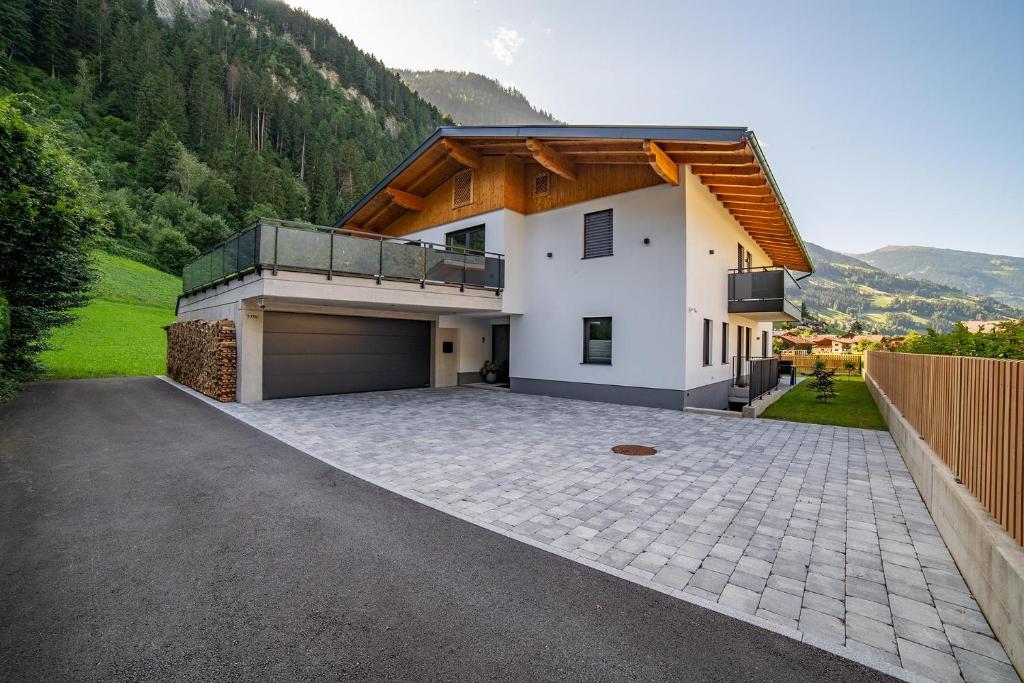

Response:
(480, 360), (499, 384)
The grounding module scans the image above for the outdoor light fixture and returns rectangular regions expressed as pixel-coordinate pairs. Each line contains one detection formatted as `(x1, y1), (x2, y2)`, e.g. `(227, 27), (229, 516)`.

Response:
(257, 298), (265, 309)
(643, 237), (651, 245)
(546, 252), (553, 258)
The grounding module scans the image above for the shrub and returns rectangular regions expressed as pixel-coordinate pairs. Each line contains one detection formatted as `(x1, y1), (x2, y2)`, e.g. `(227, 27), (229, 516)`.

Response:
(153, 227), (199, 276)
(0, 96), (101, 387)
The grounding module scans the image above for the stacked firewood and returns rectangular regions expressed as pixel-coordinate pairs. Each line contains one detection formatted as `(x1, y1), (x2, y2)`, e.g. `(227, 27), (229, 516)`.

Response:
(166, 319), (237, 402)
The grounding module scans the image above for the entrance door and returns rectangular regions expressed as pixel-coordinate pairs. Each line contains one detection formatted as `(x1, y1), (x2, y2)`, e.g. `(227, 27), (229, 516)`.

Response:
(492, 324), (510, 383)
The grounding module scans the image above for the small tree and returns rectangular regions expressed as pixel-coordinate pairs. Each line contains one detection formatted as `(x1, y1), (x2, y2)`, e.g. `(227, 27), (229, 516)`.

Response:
(806, 367), (838, 403)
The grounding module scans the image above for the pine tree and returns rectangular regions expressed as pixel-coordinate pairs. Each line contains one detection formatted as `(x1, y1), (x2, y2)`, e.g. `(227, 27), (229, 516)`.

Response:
(0, 0), (33, 63)
(138, 122), (184, 190)
(32, 0), (71, 78)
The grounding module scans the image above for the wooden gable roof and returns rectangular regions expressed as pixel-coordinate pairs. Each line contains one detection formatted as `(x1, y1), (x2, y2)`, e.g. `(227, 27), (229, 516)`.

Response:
(336, 126), (813, 273)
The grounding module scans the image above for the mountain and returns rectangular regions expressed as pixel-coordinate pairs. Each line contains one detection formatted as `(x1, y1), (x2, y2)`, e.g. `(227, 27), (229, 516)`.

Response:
(852, 245), (1024, 310)
(0, 0), (445, 274)
(398, 70), (561, 125)
(799, 243), (1022, 334)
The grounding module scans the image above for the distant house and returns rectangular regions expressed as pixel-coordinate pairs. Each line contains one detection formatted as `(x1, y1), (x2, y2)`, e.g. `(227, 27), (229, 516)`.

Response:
(851, 334), (886, 348)
(777, 334), (815, 353)
(813, 335), (854, 353)
(959, 319), (1014, 333)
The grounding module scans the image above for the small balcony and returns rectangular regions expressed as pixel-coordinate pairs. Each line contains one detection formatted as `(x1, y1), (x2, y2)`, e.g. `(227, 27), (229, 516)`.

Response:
(180, 218), (505, 296)
(727, 266), (802, 322)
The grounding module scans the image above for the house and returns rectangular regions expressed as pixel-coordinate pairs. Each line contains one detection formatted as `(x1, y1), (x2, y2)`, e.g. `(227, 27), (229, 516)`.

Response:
(777, 333), (815, 353)
(175, 126), (813, 410)
(812, 335), (855, 353)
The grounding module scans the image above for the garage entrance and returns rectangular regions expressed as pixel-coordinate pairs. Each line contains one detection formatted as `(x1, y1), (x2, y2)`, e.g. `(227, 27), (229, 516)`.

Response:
(262, 312), (431, 400)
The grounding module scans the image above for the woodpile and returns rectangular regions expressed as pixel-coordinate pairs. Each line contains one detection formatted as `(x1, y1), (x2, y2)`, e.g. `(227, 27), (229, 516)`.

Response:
(166, 319), (237, 402)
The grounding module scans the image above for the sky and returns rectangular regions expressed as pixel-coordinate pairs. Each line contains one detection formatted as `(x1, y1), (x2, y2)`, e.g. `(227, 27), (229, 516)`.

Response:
(289, 0), (1024, 257)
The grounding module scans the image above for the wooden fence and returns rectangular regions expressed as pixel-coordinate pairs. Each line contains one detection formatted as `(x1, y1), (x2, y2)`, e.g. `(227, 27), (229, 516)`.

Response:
(781, 352), (862, 374)
(865, 351), (1024, 545)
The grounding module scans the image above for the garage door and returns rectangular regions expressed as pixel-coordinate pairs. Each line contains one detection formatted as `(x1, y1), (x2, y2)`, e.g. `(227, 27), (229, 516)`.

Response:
(263, 313), (431, 399)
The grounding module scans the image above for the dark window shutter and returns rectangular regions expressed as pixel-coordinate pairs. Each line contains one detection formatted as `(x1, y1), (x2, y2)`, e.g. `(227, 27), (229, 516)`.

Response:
(583, 209), (613, 258)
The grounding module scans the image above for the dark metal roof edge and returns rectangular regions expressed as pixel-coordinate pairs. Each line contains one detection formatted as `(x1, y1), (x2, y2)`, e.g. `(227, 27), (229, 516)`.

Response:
(334, 125), (749, 227)
(743, 131), (814, 274)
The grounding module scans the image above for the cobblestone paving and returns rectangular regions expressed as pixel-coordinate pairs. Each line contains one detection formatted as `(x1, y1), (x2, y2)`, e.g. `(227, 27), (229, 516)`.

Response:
(215, 387), (1018, 683)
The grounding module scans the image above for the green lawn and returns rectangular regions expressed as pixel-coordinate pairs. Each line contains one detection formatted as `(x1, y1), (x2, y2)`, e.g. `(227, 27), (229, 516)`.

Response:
(761, 374), (888, 430)
(40, 252), (180, 379)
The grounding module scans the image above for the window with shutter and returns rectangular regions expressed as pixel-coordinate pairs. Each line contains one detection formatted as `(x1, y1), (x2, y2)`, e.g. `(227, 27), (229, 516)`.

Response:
(533, 171), (550, 197)
(452, 169), (473, 208)
(583, 209), (613, 259)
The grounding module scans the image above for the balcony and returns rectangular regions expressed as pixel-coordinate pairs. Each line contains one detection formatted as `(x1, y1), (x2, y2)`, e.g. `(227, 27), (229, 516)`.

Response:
(181, 218), (505, 296)
(727, 266), (802, 322)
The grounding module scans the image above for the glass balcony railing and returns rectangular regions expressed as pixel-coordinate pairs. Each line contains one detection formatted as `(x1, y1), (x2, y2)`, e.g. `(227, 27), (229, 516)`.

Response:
(727, 266), (803, 322)
(181, 218), (505, 296)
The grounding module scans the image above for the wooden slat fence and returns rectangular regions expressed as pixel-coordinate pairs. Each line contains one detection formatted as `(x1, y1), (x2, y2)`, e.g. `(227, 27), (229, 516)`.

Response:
(865, 351), (1024, 545)
(781, 352), (862, 374)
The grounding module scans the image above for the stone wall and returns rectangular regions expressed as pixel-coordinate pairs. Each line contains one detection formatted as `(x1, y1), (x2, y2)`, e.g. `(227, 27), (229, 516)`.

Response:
(166, 319), (237, 402)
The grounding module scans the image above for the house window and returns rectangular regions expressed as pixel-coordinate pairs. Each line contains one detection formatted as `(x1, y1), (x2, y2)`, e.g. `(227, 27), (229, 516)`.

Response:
(702, 319), (713, 366)
(721, 322), (729, 364)
(737, 243), (744, 271)
(745, 326), (752, 359)
(761, 330), (768, 357)
(533, 171), (550, 197)
(583, 317), (612, 364)
(452, 168), (473, 208)
(583, 209), (613, 259)
(445, 224), (485, 253)
(745, 249), (752, 271)
(736, 324), (743, 360)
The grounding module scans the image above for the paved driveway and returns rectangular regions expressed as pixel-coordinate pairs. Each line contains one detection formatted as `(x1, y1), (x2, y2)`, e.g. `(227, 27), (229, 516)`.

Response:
(1, 378), (892, 682)
(204, 385), (1017, 683)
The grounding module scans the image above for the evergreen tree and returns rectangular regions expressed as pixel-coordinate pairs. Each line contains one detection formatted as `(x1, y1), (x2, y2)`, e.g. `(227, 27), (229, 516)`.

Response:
(0, 0), (33, 63)
(32, 0), (71, 78)
(138, 122), (184, 190)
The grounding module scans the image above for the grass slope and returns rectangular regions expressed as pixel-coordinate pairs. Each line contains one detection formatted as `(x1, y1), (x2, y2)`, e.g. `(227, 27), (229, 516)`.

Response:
(40, 252), (180, 379)
(761, 375), (887, 431)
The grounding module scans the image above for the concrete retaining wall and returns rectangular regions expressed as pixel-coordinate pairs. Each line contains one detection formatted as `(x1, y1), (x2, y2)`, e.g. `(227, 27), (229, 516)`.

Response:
(866, 374), (1024, 677)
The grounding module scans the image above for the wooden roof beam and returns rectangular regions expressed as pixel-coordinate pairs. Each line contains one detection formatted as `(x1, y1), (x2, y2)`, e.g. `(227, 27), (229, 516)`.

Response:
(442, 139), (482, 170)
(701, 175), (768, 187)
(643, 140), (679, 186)
(385, 187), (425, 211)
(670, 151), (755, 165)
(525, 138), (577, 181)
(692, 164), (761, 176)
(721, 196), (777, 207)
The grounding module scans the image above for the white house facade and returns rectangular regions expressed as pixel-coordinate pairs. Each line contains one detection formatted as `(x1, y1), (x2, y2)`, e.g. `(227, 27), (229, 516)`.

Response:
(175, 126), (812, 409)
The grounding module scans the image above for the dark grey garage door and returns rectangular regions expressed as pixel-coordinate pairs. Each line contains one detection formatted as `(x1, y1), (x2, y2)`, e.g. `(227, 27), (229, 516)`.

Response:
(263, 313), (431, 400)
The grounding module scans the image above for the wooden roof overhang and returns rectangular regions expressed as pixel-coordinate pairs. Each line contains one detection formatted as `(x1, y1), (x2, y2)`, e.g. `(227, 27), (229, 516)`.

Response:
(336, 126), (813, 273)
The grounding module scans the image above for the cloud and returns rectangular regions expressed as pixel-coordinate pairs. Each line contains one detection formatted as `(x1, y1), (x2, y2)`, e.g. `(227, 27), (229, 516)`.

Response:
(485, 27), (524, 65)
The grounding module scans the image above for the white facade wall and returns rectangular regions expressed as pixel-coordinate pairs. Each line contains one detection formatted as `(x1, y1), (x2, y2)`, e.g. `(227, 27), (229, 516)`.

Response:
(683, 167), (773, 392)
(512, 184), (687, 391)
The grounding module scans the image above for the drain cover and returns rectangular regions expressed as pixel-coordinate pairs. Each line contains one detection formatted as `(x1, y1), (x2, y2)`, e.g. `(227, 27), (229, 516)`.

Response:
(612, 444), (657, 456)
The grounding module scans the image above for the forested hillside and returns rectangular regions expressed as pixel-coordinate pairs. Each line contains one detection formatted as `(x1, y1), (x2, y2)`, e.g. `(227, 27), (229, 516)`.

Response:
(799, 243), (1021, 334)
(0, 0), (445, 274)
(399, 70), (560, 125)
(854, 245), (1024, 309)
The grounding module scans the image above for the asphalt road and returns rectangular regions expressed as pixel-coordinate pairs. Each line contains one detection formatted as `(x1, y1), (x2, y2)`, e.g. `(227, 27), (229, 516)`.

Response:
(0, 377), (893, 682)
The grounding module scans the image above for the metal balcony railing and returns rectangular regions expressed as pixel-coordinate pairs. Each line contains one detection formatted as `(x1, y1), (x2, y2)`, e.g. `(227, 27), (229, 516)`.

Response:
(727, 266), (802, 321)
(180, 218), (505, 296)
(731, 354), (781, 405)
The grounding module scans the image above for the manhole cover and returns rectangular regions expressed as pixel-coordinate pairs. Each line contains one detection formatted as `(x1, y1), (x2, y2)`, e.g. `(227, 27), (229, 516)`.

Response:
(612, 444), (657, 456)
